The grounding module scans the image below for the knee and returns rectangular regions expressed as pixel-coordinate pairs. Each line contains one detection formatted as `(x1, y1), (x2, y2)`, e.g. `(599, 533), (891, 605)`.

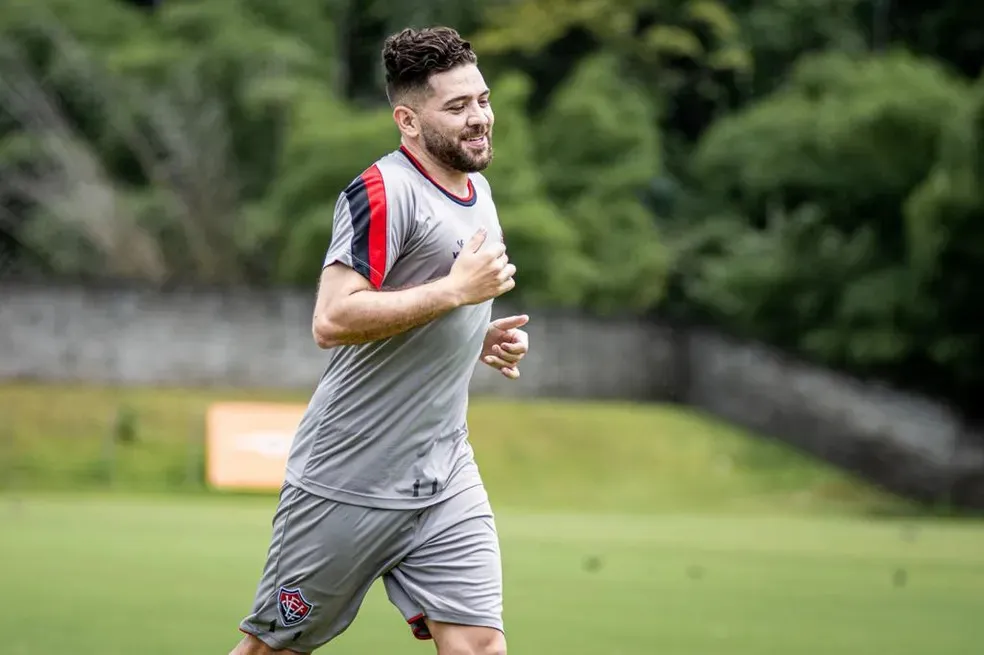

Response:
(443, 646), (506, 655)
(476, 637), (506, 655)
(483, 639), (507, 655)
(441, 633), (506, 655)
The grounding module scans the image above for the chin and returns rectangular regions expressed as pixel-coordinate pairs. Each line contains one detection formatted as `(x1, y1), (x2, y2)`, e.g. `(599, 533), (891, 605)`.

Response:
(466, 150), (493, 173)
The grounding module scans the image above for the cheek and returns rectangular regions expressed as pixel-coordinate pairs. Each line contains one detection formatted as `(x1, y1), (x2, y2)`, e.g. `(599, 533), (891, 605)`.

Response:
(438, 119), (465, 138)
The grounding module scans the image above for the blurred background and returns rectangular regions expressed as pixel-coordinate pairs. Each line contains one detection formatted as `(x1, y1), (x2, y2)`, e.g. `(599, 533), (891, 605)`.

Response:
(1, 0), (983, 653)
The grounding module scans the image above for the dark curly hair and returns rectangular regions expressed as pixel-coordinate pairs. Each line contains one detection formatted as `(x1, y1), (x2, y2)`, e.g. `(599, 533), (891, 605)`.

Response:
(382, 27), (478, 106)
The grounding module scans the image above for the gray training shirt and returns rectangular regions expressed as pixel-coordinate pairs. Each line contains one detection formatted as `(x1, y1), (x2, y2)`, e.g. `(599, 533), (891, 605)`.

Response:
(284, 146), (504, 510)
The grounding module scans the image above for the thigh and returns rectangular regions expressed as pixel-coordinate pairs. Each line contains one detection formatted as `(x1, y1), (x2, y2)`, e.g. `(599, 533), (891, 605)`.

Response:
(384, 484), (503, 640)
(240, 484), (415, 652)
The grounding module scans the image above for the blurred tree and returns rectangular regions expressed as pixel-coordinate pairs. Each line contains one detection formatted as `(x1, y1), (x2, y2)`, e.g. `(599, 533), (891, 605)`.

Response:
(477, 72), (594, 309)
(729, 0), (868, 97)
(886, 0), (984, 78)
(2, 0), (984, 420)
(679, 49), (979, 409)
(338, 0), (484, 103)
(473, 0), (751, 143)
(900, 77), (984, 411)
(0, 0), (342, 284)
(693, 50), (968, 248)
(534, 52), (669, 313)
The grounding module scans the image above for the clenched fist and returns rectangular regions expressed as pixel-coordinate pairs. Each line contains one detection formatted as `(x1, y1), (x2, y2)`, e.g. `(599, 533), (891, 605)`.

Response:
(447, 228), (516, 306)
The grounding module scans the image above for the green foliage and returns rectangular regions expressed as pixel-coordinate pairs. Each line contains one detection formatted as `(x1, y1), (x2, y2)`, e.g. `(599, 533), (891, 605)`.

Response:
(735, 0), (868, 95)
(256, 88), (396, 284)
(536, 54), (660, 203)
(899, 80), (984, 382)
(480, 73), (593, 308)
(476, 0), (750, 74)
(678, 206), (918, 365)
(3, 0), (984, 413)
(0, 0), (342, 283)
(534, 53), (668, 312)
(693, 50), (969, 223)
(682, 47), (984, 405)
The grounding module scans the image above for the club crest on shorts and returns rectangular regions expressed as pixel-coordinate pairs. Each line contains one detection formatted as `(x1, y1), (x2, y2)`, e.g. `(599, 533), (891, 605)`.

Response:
(277, 586), (313, 627)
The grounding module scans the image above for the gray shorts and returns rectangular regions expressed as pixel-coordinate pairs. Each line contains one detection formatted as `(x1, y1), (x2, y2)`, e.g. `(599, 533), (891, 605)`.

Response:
(238, 482), (502, 652)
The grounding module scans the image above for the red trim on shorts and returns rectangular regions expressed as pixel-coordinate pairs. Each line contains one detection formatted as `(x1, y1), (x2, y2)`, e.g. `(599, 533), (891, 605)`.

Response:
(407, 613), (433, 640)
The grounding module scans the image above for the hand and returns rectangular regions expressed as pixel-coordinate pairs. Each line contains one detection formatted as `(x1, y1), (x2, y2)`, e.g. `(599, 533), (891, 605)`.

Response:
(448, 228), (516, 306)
(481, 314), (530, 380)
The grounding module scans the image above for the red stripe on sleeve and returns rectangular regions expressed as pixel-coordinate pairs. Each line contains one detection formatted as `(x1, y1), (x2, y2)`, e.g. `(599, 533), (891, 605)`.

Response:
(360, 165), (388, 289)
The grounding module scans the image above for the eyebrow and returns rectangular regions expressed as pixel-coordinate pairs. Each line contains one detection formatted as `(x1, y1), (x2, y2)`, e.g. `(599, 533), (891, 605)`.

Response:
(442, 89), (491, 107)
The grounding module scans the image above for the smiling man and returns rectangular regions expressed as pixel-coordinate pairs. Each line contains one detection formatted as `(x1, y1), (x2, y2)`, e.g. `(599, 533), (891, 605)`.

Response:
(229, 26), (529, 655)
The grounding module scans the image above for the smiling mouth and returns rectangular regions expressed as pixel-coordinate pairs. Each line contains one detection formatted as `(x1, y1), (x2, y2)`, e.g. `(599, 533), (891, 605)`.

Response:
(463, 134), (488, 148)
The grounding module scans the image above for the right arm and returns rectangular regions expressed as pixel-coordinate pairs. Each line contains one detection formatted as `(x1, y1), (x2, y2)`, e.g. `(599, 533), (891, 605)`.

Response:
(312, 264), (462, 349)
(311, 168), (514, 349)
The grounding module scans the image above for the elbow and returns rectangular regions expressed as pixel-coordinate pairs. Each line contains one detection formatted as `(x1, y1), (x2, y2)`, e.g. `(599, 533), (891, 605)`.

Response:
(312, 314), (345, 349)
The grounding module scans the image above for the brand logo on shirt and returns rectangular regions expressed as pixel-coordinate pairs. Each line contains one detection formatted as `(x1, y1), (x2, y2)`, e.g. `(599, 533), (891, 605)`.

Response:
(452, 238), (465, 259)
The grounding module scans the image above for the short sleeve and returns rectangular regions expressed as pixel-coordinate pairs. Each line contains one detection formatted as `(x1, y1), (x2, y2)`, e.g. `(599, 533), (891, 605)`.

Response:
(323, 164), (414, 289)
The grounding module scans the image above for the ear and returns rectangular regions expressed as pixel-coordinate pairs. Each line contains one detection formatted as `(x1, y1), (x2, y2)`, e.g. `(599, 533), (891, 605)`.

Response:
(393, 105), (420, 138)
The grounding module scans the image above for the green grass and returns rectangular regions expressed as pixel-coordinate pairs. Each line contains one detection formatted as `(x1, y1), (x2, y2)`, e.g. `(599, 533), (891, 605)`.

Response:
(1, 382), (982, 652)
(0, 382), (911, 515)
(1, 494), (982, 655)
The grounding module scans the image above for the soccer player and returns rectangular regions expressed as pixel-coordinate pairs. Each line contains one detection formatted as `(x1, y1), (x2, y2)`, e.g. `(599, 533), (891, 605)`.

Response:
(229, 26), (528, 655)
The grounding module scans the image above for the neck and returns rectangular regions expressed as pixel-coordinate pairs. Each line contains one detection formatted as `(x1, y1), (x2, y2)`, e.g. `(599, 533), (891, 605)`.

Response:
(400, 138), (470, 197)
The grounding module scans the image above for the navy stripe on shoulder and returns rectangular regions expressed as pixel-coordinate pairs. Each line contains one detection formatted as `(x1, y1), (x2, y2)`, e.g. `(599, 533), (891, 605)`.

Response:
(343, 175), (371, 280)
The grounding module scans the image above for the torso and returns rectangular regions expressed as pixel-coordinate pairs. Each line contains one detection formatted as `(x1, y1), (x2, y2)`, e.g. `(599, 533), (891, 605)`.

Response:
(285, 147), (502, 510)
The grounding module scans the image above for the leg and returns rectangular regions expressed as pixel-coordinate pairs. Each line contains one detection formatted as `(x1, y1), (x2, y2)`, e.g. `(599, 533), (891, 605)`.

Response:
(228, 632), (304, 655)
(233, 483), (415, 653)
(427, 622), (506, 655)
(382, 484), (505, 653)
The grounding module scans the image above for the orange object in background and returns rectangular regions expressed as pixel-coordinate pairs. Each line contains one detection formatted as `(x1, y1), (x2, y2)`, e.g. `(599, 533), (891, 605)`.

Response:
(205, 402), (306, 490)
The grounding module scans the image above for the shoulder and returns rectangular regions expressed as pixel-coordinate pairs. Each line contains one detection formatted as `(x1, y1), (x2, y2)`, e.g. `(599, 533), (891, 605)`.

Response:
(341, 151), (419, 215)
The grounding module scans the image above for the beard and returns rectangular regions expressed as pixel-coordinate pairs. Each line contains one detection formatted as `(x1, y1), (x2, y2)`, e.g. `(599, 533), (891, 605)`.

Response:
(420, 121), (493, 173)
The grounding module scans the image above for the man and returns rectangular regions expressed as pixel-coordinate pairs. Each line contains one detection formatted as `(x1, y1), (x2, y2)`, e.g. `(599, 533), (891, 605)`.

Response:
(230, 26), (527, 655)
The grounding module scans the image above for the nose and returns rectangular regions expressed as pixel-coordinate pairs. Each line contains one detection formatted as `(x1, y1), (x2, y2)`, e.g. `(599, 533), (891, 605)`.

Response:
(468, 106), (490, 127)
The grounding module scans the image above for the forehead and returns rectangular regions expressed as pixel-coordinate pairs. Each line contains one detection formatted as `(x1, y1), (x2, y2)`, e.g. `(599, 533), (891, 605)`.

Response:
(426, 64), (488, 103)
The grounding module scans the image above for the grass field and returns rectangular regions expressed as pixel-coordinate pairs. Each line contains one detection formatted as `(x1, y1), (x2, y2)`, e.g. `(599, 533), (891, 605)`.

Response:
(0, 382), (915, 514)
(1, 494), (982, 654)
(1, 382), (983, 653)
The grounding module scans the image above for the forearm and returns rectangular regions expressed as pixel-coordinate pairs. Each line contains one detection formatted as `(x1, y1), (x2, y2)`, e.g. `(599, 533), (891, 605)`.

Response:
(314, 277), (461, 348)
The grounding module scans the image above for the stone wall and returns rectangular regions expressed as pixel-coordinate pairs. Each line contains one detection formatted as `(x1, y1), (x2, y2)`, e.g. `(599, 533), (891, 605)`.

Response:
(3, 282), (982, 507)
